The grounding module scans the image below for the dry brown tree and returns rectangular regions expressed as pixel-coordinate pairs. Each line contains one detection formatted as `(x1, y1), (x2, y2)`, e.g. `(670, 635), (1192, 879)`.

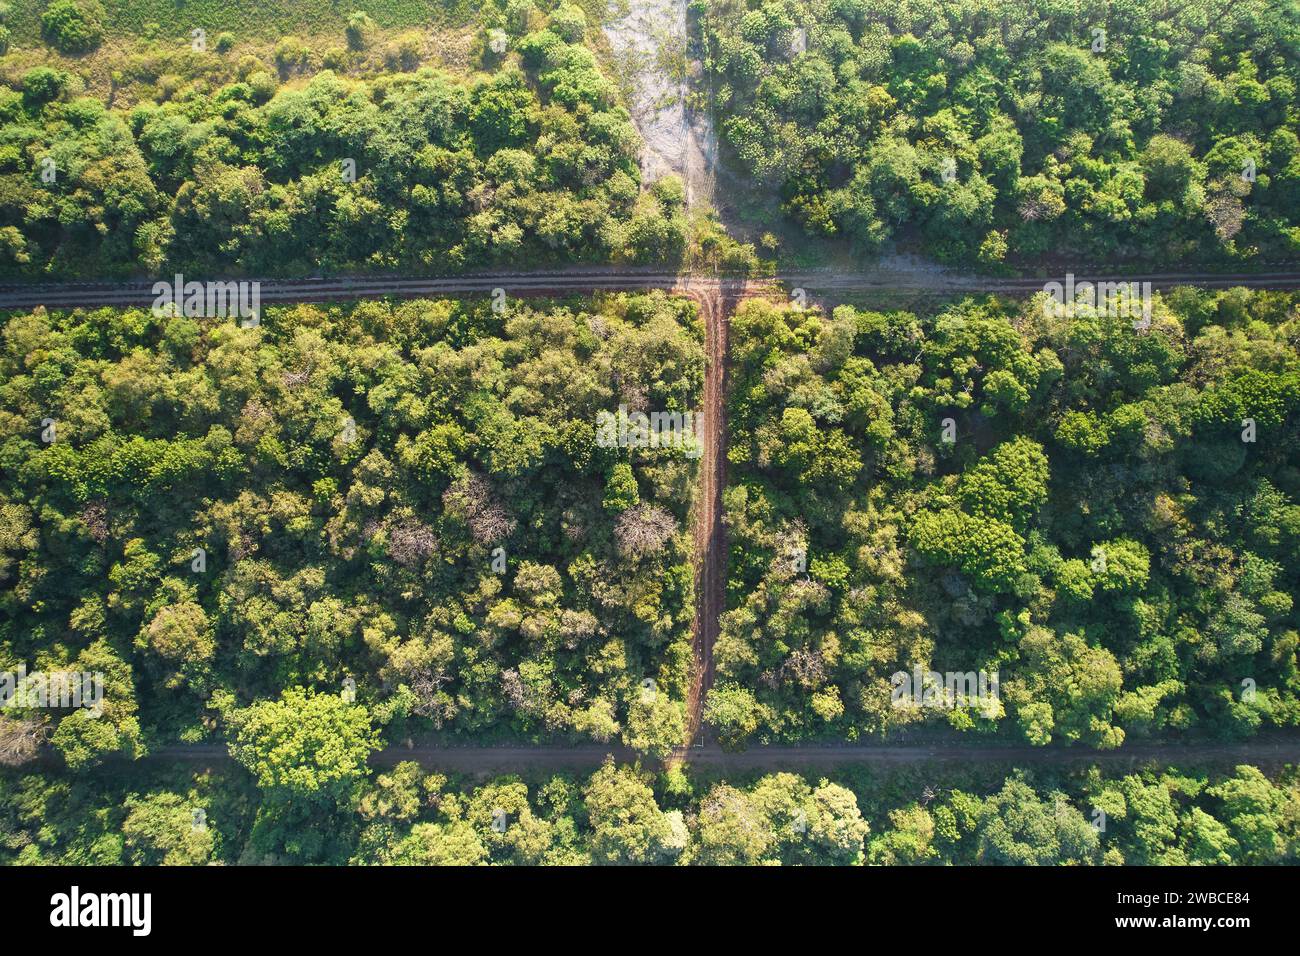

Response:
(614, 503), (677, 558)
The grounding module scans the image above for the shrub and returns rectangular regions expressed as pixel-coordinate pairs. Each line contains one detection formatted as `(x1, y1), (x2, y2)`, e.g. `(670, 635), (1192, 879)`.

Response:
(548, 2), (587, 43)
(22, 66), (69, 105)
(345, 10), (375, 51)
(40, 0), (104, 54)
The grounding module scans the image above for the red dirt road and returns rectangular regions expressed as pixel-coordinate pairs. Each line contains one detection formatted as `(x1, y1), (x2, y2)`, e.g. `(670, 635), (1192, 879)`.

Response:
(682, 286), (723, 745)
(679, 279), (763, 746)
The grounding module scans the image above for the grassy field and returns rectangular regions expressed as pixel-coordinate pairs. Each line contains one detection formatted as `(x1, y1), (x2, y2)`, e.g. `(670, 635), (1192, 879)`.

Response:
(6, 0), (481, 44)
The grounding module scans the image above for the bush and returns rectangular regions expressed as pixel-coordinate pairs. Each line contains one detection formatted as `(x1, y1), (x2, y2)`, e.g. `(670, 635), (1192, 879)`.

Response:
(22, 66), (69, 105)
(345, 10), (375, 51)
(504, 0), (536, 36)
(274, 35), (311, 75)
(548, 2), (587, 43)
(40, 0), (104, 54)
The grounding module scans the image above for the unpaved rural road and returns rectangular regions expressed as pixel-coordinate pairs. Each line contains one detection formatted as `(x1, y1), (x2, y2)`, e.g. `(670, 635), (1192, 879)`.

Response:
(679, 281), (740, 744)
(5, 268), (1300, 311)
(141, 738), (1300, 772)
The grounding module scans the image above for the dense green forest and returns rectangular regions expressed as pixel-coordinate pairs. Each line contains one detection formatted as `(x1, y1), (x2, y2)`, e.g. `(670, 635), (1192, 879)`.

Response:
(711, 287), (1300, 747)
(0, 0), (711, 277)
(3, 757), (1297, 864)
(0, 292), (705, 767)
(700, 0), (1300, 264)
(3, 0), (1300, 875)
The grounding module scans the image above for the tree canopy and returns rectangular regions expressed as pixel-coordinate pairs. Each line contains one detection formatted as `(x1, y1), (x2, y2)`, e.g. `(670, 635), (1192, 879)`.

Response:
(702, 0), (1300, 264)
(716, 288), (1300, 746)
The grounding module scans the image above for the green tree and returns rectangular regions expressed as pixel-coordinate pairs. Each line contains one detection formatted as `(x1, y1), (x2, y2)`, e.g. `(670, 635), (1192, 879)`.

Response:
(40, 0), (103, 54)
(121, 792), (216, 865)
(583, 761), (673, 864)
(603, 462), (639, 513)
(230, 687), (379, 803)
(703, 683), (763, 750)
(977, 776), (1101, 865)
